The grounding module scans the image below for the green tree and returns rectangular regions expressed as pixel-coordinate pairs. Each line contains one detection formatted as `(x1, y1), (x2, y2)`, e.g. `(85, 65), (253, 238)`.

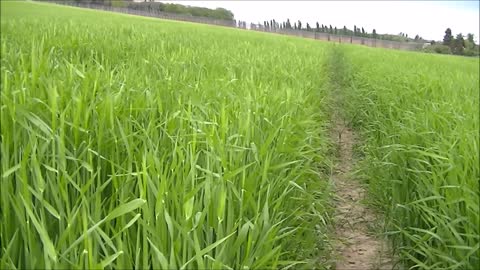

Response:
(452, 33), (465, 55)
(316, 22), (320, 32)
(467, 33), (474, 44)
(464, 34), (479, 56)
(297, 20), (302, 30)
(372, 29), (377, 39)
(443, 28), (453, 46)
(306, 23), (311, 31)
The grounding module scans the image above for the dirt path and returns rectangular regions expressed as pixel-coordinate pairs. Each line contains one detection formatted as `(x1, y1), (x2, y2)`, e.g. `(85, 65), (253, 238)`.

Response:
(331, 112), (394, 270)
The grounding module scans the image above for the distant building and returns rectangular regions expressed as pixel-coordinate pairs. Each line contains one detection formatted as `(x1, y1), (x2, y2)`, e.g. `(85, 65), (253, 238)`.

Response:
(422, 42), (432, 49)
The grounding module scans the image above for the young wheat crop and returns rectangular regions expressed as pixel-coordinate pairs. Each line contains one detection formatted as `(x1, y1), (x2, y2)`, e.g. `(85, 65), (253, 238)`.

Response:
(1, 1), (334, 268)
(338, 45), (479, 269)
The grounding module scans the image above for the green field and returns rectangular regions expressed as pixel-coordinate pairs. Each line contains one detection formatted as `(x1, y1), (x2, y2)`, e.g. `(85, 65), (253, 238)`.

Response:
(1, 1), (478, 269)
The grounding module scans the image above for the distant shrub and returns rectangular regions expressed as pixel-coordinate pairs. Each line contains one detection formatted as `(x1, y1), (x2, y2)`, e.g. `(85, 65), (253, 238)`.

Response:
(464, 47), (480, 57)
(423, 44), (452, 54)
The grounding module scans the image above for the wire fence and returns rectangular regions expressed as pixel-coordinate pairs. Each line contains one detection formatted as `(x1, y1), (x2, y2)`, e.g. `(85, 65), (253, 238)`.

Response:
(252, 26), (425, 51)
(48, 1), (425, 51)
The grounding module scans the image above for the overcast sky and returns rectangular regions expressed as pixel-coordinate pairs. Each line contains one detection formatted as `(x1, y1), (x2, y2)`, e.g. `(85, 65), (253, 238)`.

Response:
(162, 1), (479, 42)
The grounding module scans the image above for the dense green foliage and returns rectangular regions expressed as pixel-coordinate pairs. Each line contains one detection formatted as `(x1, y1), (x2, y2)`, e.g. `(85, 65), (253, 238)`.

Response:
(424, 42), (479, 57)
(424, 44), (454, 55)
(125, 1), (234, 21)
(440, 29), (480, 56)
(1, 1), (333, 269)
(37, 0), (235, 21)
(338, 46), (479, 269)
(428, 28), (480, 56)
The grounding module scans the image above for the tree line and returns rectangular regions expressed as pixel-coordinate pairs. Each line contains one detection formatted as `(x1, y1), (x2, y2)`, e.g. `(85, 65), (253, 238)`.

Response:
(126, 1), (234, 21)
(251, 18), (478, 56)
(250, 18), (428, 43)
(425, 28), (479, 56)
(61, 0), (235, 21)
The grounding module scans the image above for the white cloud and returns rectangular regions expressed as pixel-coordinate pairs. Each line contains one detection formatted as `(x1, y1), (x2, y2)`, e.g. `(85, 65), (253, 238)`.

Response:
(162, 1), (479, 42)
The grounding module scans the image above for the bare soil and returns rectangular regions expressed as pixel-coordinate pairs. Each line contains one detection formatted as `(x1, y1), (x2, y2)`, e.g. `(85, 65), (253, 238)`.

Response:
(331, 114), (394, 270)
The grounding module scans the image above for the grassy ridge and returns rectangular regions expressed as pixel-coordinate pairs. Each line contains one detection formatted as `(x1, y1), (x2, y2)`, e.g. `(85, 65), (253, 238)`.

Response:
(338, 45), (479, 269)
(1, 1), (333, 269)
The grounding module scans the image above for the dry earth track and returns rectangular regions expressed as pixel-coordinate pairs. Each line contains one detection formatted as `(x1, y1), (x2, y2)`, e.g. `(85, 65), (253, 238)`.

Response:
(331, 97), (395, 269)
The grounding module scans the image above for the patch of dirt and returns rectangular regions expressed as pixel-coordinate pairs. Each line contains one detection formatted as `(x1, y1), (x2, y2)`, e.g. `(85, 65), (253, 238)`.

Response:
(331, 114), (394, 270)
